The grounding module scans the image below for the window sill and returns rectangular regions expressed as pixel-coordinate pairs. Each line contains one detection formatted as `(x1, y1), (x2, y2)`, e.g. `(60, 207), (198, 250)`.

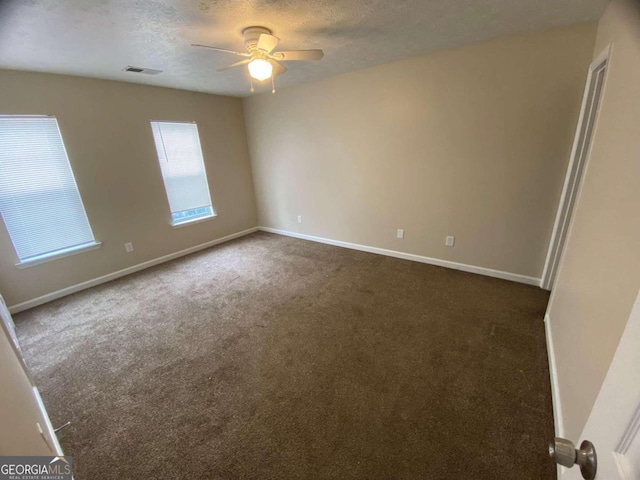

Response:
(171, 214), (217, 229)
(15, 241), (102, 269)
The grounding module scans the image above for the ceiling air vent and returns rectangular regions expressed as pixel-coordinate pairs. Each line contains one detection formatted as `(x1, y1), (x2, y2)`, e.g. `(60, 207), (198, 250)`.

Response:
(123, 66), (162, 75)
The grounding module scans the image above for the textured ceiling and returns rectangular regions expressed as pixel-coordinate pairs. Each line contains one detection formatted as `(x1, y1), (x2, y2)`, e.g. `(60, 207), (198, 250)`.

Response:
(0, 0), (607, 97)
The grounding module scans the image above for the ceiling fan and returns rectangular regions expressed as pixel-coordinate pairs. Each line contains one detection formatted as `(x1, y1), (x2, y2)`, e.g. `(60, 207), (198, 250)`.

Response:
(192, 26), (324, 93)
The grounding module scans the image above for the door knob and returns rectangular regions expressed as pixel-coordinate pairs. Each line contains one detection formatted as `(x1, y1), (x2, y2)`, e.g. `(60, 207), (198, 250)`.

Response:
(549, 437), (597, 480)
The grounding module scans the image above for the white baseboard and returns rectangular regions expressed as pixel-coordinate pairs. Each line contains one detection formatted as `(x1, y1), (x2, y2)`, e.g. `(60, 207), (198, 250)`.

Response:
(8, 227), (259, 314)
(11, 225), (540, 312)
(259, 226), (541, 286)
(545, 314), (564, 438)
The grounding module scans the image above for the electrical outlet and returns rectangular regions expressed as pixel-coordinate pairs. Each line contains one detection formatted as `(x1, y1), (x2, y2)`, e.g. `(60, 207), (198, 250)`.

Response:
(297, 215), (302, 224)
(125, 242), (134, 253)
(445, 236), (455, 247)
(397, 229), (404, 239)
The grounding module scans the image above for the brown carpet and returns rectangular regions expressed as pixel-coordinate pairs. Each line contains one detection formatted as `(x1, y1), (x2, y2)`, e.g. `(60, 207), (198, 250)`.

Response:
(15, 232), (555, 480)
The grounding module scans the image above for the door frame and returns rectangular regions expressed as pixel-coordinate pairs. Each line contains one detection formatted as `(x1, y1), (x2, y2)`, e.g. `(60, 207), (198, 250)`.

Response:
(541, 45), (613, 291)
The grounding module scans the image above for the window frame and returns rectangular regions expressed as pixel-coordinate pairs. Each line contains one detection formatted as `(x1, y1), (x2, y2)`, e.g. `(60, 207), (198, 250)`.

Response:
(15, 241), (102, 269)
(0, 115), (101, 268)
(149, 120), (216, 228)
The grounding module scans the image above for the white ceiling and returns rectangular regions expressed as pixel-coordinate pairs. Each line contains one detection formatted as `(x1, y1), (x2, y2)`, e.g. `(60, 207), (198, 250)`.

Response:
(0, 0), (608, 97)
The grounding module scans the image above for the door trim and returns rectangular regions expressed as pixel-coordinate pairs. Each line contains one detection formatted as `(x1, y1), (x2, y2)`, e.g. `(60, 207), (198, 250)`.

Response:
(541, 44), (613, 291)
(544, 314), (564, 437)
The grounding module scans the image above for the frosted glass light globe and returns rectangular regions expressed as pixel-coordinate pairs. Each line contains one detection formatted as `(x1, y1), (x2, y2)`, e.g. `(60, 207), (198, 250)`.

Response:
(248, 59), (273, 81)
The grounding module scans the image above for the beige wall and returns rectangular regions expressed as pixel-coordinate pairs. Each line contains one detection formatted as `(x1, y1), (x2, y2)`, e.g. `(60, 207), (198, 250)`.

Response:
(0, 71), (257, 307)
(243, 23), (597, 279)
(547, 0), (640, 440)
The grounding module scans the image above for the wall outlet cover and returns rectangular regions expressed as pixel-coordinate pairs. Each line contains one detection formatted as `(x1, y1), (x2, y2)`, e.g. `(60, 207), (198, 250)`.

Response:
(297, 215), (302, 224)
(125, 242), (134, 253)
(397, 229), (404, 239)
(446, 236), (455, 247)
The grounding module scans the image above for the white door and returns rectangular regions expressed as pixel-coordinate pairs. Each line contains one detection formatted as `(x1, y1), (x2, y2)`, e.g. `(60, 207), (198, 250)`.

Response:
(0, 294), (63, 455)
(561, 288), (640, 479)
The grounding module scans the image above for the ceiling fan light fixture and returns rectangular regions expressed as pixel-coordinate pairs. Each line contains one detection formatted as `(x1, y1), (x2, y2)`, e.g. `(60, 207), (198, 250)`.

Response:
(248, 59), (272, 81)
(192, 26), (324, 92)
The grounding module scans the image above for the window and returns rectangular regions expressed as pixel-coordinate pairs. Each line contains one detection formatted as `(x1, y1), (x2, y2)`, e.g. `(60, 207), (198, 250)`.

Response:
(150, 121), (214, 226)
(0, 116), (99, 266)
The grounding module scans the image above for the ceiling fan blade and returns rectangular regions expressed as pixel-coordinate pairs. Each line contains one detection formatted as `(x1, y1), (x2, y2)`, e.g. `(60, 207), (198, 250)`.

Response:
(272, 49), (324, 61)
(217, 58), (252, 71)
(270, 60), (288, 75)
(257, 34), (280, 53)
(191, 44), (251, 57)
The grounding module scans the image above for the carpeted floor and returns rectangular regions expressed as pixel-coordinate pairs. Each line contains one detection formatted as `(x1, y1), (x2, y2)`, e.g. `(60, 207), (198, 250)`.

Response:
(15, 232), (555, 479)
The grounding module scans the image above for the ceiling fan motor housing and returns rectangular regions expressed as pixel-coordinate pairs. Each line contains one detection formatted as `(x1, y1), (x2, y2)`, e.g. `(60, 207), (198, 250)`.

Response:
(242, 26), (273, 52)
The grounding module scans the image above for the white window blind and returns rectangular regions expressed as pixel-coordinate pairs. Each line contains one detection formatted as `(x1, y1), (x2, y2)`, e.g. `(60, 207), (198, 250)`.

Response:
(0, 116), (97, 264)
(150, 121), (214, 226)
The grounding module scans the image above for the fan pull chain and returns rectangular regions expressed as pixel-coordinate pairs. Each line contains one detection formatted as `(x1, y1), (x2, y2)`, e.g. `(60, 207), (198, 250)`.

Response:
(271, 75), (276, 94)
(249, 77), (254, 93)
